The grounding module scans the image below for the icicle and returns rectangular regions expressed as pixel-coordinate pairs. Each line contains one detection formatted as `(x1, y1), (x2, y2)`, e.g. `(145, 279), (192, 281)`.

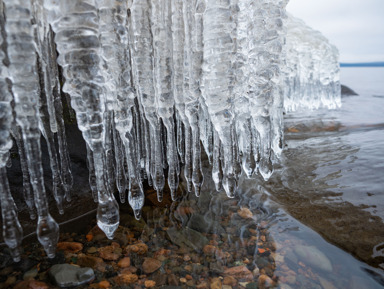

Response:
(150, 0), (179, 197)
(0, 7), (23, 261)
(0, 167), (23, 262)
(130, 0), (164, 198)
(212, 131), (223, 192)
(202, 0), (237, 197)
(37, 53), (66, 214)
(86, 144), (98, 202)
(11, 127), (37, 220)
(184, 126), (193, 192)
(5, 0), (59, 258)
(113, 125), (127, 203)
(45, 0), (119, 239)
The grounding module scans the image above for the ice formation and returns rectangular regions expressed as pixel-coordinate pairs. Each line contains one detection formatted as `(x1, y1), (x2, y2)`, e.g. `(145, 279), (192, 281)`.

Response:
(0, 0), (340, 260)
(282, 14), (341, 112)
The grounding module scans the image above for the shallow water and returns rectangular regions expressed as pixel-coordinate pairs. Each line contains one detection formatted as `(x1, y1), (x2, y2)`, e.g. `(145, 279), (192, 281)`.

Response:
(1, 67), (384, 288)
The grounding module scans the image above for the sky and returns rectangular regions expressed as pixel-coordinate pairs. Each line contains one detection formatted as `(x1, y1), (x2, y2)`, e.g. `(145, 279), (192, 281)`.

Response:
(286, 0), (384, 63)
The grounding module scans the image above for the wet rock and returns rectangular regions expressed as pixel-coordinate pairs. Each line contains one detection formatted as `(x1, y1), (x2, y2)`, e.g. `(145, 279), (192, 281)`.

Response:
(210, 277), (222, 289)
(258, 274), (275, 289)
(318, 277), (337, 289)
(168, 274), (179, 286)
(126, 242), (148, 255)
(145, 280), (156, 288)
(222, 285), (232, 289)
(237, 208), (253, 219)
(77, 254), (106, 272)
(152, 271), (167, 286)
(209, 262), (224, 274)
(49, 264), (94, 287)
(245, 282), (258, 289)
(223, 276), (237, 286)
(115, 273), (139, 285)
(118, 257), (131, 268)
(224, 265), (253, 280)
(87, 247), (98, 254)
(167, 227), (209, 252)
(4, 276), (17, 288)
(14, 280), (50, 289)
(98, 243), (122, 261)
(57, 242), (83, 253)
(142, 258), (162, 274)
(187, 214), (226, 235)
(98, 280), (111, 288)
(293, 245), (332, 272)
(23, 268), (38, 280)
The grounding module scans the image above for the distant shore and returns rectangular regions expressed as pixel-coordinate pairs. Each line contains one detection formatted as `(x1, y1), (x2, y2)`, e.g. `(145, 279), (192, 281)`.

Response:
(340, 62), (384, 67)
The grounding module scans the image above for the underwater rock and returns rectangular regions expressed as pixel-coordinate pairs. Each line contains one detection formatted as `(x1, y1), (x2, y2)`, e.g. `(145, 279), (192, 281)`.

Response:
(166, 227), (209, 252)
(293, 245), (332, 272)
(187, 214), (226, 235)
(49, 264), (94, 287)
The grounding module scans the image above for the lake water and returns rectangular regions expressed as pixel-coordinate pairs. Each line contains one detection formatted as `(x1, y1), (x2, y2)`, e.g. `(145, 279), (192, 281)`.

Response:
(1, 67), (383, 289)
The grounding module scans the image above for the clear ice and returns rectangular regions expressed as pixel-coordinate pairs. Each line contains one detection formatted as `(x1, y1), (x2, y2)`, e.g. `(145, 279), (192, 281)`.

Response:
(0, 0), (340, 258)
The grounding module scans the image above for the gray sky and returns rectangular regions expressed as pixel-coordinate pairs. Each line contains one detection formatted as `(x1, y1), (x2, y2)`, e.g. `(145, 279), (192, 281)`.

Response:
(287, 0), (384, 63)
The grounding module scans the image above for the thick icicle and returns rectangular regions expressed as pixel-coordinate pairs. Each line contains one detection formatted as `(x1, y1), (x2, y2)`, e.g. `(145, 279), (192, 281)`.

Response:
(0, 12), (23, 261)
(151, 0), (179, 198)
(44, 0), (119, 239)
(130, 0), (164, 198)
(202, 0), (237, 197)
(5, 0), (59, 257)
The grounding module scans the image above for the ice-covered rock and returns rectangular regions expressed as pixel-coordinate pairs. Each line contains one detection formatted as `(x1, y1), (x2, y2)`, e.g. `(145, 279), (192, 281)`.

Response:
(0, 0), (341, 257)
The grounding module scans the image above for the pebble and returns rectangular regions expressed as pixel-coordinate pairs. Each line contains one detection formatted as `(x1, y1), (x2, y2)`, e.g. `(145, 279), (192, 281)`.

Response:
(57, 242), (83, 253)
(237, 208), (253, 219)
(49, 264), (94, 287)
(210, 277), (222, 289)
(98, 280), (111, 288)
(222, 285), (232, 289)
(98, 244), (122, 261)
(126, 242), (148, 255)
(77, 254), (106, 272)
(23, 268), (38, 280)
(258, 274), (275, 289)
(142, 258), (162, 274)
(118, 257), (131, 268)
(145, 280), (156, 288)
(223, 265), (253, 280)
(87, 247), (98, 254)
(115, 273), (139, 285)
(13, 280), (50, 289)
(223, 276), (237, 286)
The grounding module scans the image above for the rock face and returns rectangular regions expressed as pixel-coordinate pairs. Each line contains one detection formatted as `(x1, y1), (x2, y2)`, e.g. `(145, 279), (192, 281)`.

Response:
(341, 84), (358, 96)
(49, 264), (94, 287)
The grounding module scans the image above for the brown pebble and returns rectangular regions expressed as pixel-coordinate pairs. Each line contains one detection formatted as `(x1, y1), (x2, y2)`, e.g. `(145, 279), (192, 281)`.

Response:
(57, 242), (83, 253)
(180, 277), (187, 283)
(118, 257), (131, 268)
(223, 276), (237, 286)
(186, 274), (193, 280)
(98, 280), (111, 288)
(77, 254), (107, 272)
(115, 273), (139, 285)
(258, 274), (275, 289)
(210, 277), (222, 289)
(196, 281), (209, 289)
(126, 242), (148, 255)
(144, 280), (156, 288)
(142, 258), (162, 274)
(224, 265), (253, 281)
(98, 245), (122, 261)
(237, 207), (253, 219)
(14, 280), (50, 289)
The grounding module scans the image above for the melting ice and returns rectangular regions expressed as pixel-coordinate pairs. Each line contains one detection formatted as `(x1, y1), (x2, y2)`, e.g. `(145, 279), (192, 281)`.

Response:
(0, 0), (340, 260)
